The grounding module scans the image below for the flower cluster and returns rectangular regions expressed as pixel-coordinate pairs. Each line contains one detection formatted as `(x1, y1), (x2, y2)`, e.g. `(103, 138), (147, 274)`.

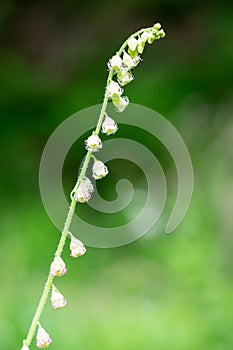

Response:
(20, 23), (166, 350)
(107, 23), (165, 113)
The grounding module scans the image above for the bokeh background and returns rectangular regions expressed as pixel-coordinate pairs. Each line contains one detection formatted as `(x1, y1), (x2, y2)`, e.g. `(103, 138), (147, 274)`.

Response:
(1, 1), (233, 349)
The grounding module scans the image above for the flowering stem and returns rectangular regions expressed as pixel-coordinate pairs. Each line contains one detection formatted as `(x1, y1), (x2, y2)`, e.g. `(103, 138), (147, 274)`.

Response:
(22, 23), (162, 348)
(24, 87), (110, 347)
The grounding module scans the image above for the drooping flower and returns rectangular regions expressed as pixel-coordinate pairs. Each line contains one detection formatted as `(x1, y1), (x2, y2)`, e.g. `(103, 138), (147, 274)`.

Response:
(20, 341), (29, 350)
(92, 160), (108, 180)
(127, 37), (138, 51)
(106, 80), (123, 98)
(74, 177), (94, 203)
(36, 324), (52, 349)
(141, 31), (150, 43)
(122, 51), (141, 70)
(112, 95), (129, 113)
(69, 234), (87, 258)
(50, 256), (67, 277)
(85, 134), (102, 152)
(51, 284), (67, 309)
(101, 114), (118, 135)
(117, 69), (134, 86)
(107, 54), (123, 71)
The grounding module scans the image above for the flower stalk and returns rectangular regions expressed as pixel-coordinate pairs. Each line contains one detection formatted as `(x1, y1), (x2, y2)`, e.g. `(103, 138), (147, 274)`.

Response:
(21, 23), (165, 349)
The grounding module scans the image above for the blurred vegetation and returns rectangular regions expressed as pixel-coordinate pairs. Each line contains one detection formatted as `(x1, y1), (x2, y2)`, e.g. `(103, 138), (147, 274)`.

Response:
(1, 1), (233, 349)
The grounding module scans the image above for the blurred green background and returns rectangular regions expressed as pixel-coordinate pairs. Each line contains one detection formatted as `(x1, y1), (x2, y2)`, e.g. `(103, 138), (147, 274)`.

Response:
(1, 1), (233, 349)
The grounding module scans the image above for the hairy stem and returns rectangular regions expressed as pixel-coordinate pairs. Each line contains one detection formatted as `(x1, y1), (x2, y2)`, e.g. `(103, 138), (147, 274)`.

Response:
(23, 24), (155, 348)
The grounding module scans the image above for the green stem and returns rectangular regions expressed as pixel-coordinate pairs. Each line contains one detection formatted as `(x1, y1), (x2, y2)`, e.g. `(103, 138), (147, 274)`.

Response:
(23, 24), (155, 348)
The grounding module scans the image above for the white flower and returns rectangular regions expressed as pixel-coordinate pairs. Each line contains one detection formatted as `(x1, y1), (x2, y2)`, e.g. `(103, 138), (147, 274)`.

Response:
(85, 134), (102, 152)
(117, 70), (134, 86)
(69, 234), (87, 258)
(141, 31), (150, 43)
(101, 114), (118, 135)
(74, 177), (94, 203)
(50, 256), (67, 277)
(36, 324), (52, 349)
(51, 284), (67, 309)
(128, 37), (138, 51)
(113, 95), (129, 113)
(107, 54), (123, 71)
(20, 341), (29, 350)
(122, 52), (141, 70)
(92, 160), (108, 180)
(107, 80), (123, 98)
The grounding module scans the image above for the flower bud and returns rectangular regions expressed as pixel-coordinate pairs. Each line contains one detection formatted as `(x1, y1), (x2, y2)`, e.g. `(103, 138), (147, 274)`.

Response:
(51, 284), (67, 309)
(156, 29), (166, 38)
(74, 177), (94, 203)
(50, 256), (67, 277)
(36, 324), (52, 349)
(108, 54), (123, 71)
(20, 341), (29, 350)
(101, 114), (118, 135)
(127, 37), (138, 51)
(107, 80), (123, 98)
(69, 234), (87, 257)
(148, 32), (156, 44)
(153, 23), (161, 31)
(137, 38), (145, 54)
(85, 134), (102, 152)
(112, 95), (129, 113)
(92, 160), (108, 180)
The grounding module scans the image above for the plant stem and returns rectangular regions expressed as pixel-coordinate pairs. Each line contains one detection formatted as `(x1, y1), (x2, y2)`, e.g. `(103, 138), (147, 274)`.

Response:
(23, 25), (154, 348)
(24, 72), (112, 349)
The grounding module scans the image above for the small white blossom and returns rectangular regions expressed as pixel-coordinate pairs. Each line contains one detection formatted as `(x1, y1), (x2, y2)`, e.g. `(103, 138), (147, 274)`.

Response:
(117, 70), (134, 86)
(101, 114), (118, 135)
(107, 80), (123, 98)
(141, 31), (150, 43)
(128, 37), (138, 51)
(20, 341), (29, 350)
(36, 324), (52, 349)
(74, 177), (94, 203)
(113, 95), (129, 113)
(69, 234), (87, 257)
(92, 160), (108, 180)
(107, 54), (123, 71)
(51, 284), (67, 309)
(85, 134), (102, 152)
(122, 52), (141, 70)
(50, 256), (67, 277)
